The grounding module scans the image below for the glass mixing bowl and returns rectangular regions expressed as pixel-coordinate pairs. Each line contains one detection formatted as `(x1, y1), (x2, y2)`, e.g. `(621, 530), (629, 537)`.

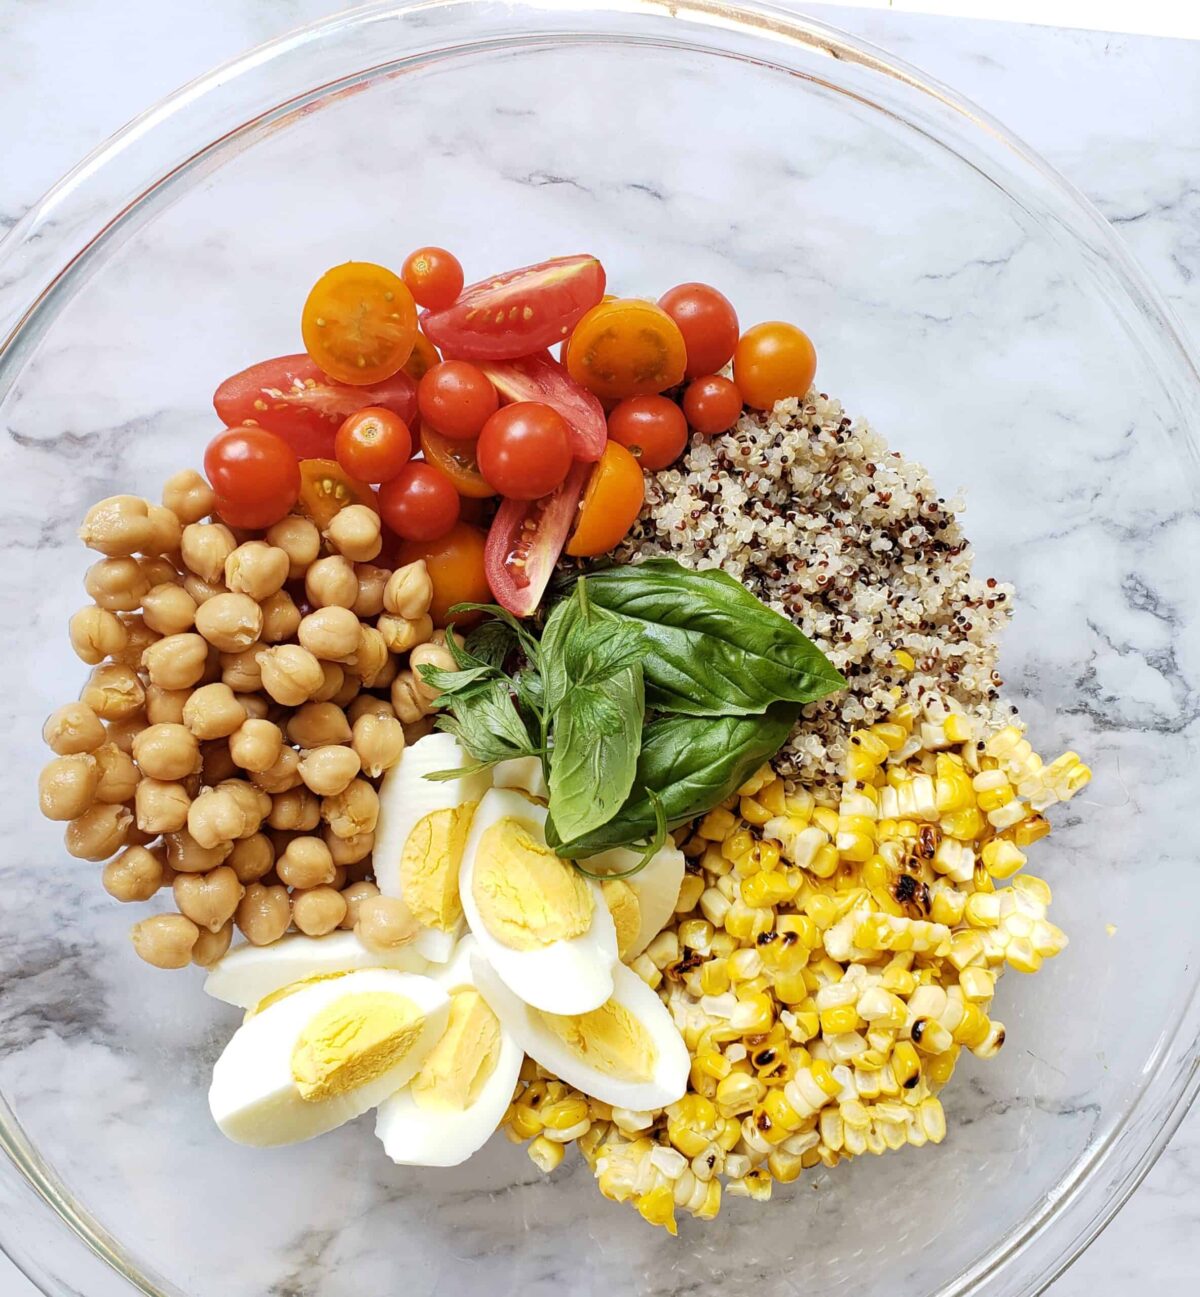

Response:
(2, 2), (1198, 1294)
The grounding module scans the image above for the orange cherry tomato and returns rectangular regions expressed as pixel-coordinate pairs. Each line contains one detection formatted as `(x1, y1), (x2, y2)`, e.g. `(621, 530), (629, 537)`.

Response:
(732, 322), (817, 411)
(607, 395), (689, 471)
(301, 262), (417, 386)
(566, 443), (645, 557)
(565, 298), (687, 401)
(402, 332), (441, 382)
(419, 426), (496, 499)
(402, 247), (464, 311)
(334, 407), (412, 483)
(682, 375), (743, 435)
(296, 458), (378, 530)
(395, 521), (489, 627)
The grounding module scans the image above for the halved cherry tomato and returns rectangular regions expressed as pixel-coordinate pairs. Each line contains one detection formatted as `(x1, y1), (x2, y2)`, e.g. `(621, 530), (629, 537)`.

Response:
(204, 428), (300, 529)
(402, 332), (441, 382)
(402, 247), (464, 311)
(213, 355), (417, 458)
(395, 522), (489, 628)
(419, 426), (496, 499)
(733, 322), (817, 411)
(378, 462), (460, 542)
(334, 408), (412, 483)
(607, 395), (689, 471)
(485, 462), (590, 617)
(476, 403), (572, 500)
(682, 374), (743, 435)
(565, 298), (687, 401)
(296, 458), (378, 530)
(566, 443), (645, 557)
(301, 262), (417, 386)
(478, 352), (606, 462)
(418, 361), (499, 441)
(658, 282), (739, 378)
(421, 255), (606, 361)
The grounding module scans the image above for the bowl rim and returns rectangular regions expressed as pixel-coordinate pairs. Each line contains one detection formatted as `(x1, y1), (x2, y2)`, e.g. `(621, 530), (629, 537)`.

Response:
(1, 2), (1198, 1295)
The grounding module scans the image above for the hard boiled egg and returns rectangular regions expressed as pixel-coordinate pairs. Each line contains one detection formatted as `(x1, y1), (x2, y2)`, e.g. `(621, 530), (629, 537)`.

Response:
(203, 932), (428, 1010)
(588, 843), (687, 962)
(374, 937), (523, 1167)
(374, 733), (491, 962)
(472, 954), (688, 1111)
(493, 755), (549, 801)
(459, 788), (618, 1015)
(209, 968), (450, 1147)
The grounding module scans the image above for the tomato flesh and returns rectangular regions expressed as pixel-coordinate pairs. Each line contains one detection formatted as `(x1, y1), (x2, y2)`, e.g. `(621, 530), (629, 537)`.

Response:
(566, 442), (645, 557)
(402, 332), (441, 382)
(485, 461), (589, 616)
(421, 255), (606, 361)
(301, 262), (417, 386)
(565, 298), (687, 401)
(478, 351), (606, 463)
(419, 426), (496, 499)
(395, 522), (489, 627)
(296, 458), (378, 530)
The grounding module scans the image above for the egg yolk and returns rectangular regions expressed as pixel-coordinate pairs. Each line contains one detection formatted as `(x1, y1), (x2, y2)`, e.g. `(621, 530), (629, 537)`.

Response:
(291, 992), (426, 1102)
(472, 818), (594, 950)
(601, 879), (642, 961)
(401, 804), (477, 932)
(411, 989), (502, 1112)
(537, 998), (658, 1083)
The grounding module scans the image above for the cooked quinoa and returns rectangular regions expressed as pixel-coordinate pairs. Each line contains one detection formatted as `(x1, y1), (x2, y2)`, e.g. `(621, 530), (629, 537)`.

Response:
(615, 392), (1013, 792)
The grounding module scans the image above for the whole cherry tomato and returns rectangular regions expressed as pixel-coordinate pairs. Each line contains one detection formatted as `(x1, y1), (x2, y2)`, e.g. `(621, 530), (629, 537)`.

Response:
(476, 402), (572, 500)
(418, 361), (499, 441)
(204, 428), (299, 528)
(334, 407), (412, 483)
(682, 375), (743, 435)
(606, 395), (689, 471)
(378, 462), (461, 542)
(402, 247), (465, 311)
(733, 322), (817, 411)
(658, 282), (739, 378)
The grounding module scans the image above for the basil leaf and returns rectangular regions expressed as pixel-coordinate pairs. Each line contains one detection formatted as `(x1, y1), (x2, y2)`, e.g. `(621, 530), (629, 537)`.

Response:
(463, 618), (518, 671)
(416, 662), (497, 696)
(541, 578), (646, 714)
(432, 679), (538, 767)
(549, 701), (799, 857)
(580, 558), (845, 716)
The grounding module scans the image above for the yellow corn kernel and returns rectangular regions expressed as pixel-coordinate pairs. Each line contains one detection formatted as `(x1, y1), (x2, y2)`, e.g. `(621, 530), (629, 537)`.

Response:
(723, 902), (759, 942)
(801, 893), (837, 930)
(637, 1184), (678, 1235)
(740, 795), (772, 827)
(809, 1058), (842, 1098)
(527, 1135), (565, 1172)
(721, 827), (754, 863)
(918, 1095), (947, 1143)
(940, 806), (986, 841)
(675, 871), (705, 914)
(929, 887), (967, 927)
(730, 992), (775, 1035)
(772, 970), (810, 1007)
(982, 838), (1027, 879)
(699, 959), (731, 997)
(943, 713), (974, 743)
(925, 1046), (959, 1087)
(850, 729), (890, 764)
(958, 966), (995, 1002)
(677, 918), (714, 951)
(759, 779), (787, 816)
(1009, 813), (1050, 846)
(737, 764), (775, 798)
(809, 806), (837, 837)
(700, 806), (738, 841)
(953, 1002), (991, 1048)
(716, 1116), (742, 1151)
(696, 1049), (732, 1082)
(541, 1096), (589, 1131)
(508, 1103), (544, 1139)
(807, 843), (839, 879)
(948, 929), (986, 970)
(880, 965), (917, 997)
(860, 855), (893, 891)
(741, 870), (797, 908)
(892, 649), (916, 672)
(1005, 939), (1043, 974)
(911, 1018), (954, 1055)
(819, 1005), (861, 1035)
(869, 721), (908, 752)
(892, 1041), (921, 1090)
(715, 1071), (767, 1113)
(965, 893), (1001, 928)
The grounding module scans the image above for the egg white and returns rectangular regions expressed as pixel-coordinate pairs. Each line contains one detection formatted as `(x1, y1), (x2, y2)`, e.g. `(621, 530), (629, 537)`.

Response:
(492, 755), (549, 801)
(587, 842), (687, 960)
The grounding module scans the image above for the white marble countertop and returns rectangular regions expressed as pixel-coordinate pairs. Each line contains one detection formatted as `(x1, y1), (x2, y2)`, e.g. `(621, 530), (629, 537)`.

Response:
(0, 2), (1196, 1294)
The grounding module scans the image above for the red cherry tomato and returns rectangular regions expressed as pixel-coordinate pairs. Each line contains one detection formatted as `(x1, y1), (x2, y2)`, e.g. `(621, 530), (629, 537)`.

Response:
(213, 354), (417, 459)
(682, 375), (743, 435)
(658, 282), (740, 379)
(203, 428), (300, 528)
(477, 403), (572, 500)
(606, 395), (689, 471)
(395, 522), (489, 627)
(421, 254), (606, 361)
(417, 361), (499, 441)
(402, 247), (465, 311)
(333, 407), (412, 483)
(478, 352), (606, 462)
(378, 462), (461, 542)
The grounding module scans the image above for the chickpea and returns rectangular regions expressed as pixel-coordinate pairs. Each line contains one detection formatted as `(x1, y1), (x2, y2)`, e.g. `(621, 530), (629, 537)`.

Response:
(194, 592), (263, 653)
(390, 670), (430, 724)
(298, 745), (362, 797)
(266, 515), (321, 578)
(259, 589), (301, 644)
(143, 683), (187, 725)
(69, 606), (129, 665)
(223, 540), (289, 600)
(104, 712), (149, 754)
(64, 802), (132, 861)
(79, 495), (155, 557)
(410, 638), (457, 704)
(80, 663), (145, 721)
(287, 701), (352, 748)
(292, 886), (347, 936)
(183, 573), (227, 606)
(84, 556), (149, 613)
(191, 921), (234, 968)
(180, 521), (236, 584)
(142, 632), (208, 690)
(351, 712), (406, 778)
(217, 778), (272, 833)
(227, 833), (275, 884)
(277, 836), (336, 889)
(377, 612), (433, 655)
(163, 829), (231, 874)
(93, 742), (140, 802)
(179, 682), (241, 740)
(331, 673), (361, 709)
(403, 716), (436, 746)
(356, 895), (419, 952)
(248, 745), (303, 794)
(141, 582), (197, 636)
(305, 554), (359, 610)
(217, 643), (266, 696)
(370, 653), (398, 691)
(146, 504), (183, 555)
(187, 788), (252, 849)
(132, 723), (200, 781)
(39, 754), (100, 820)
(348, 625), (389, 686)
(200, 740), (238, 785)
(102, 844), (165, 902)
(322, 778), (379, 840)
(162, 468), (215, 525)
(339, 880), (380, 929)
(131, 913), (200, 969)
(135, 778), (191, 834)
(269, 787), (321, 832)
(383, 560), (433, 620)
(325, 826), (374, 867)
(173, 865), (245, 933)
(296, 606), (359, 662)
(139, 555), (179, 587)
(235, 882), (291, 946)
(106, 614), (160, 670)
(257, 643), (324, 707)
(43, 701), (106, 754)
(351, 564), (390, 619)
(325, 505), (382, 563)
(310, 661), (345, 704)
(347, 694), (395, 724)
(228, 718), (284, 773)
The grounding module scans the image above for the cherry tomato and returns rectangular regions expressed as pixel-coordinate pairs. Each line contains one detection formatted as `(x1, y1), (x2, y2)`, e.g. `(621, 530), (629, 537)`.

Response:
(566, 443), (645, 557)
(402, 247), (464, 311)
(658, 282), (739, 379)
(301, 262), (417, 386)
(421, 254), (606, 361)
(402, 332), (441, 382)
(334, 408), (412, 483)
(214, 354), (417, 458)
(476, 403), (572, 500)
(297, 459), (378, 530)
(565, 298), (687, 400)
(419, 427), (495, 499)
(417, 361), (499, 441)
(606, 395), (689, 471)
(733, 322), (817, 411)
(203, 428), (300, 529)
(682, 375), (743, 435)
(479, 352), (606, 462)
(485, 463), (589, 617)
(395, 522), (489, 627)
(378, 462), (461, 542)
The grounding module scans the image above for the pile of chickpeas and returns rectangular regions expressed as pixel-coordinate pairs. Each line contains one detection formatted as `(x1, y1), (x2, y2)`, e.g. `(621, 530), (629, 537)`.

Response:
(38, 471), (457, 970)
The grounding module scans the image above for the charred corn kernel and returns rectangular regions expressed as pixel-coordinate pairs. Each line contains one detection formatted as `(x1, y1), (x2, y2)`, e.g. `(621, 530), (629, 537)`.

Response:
(965, 893), (1001, 927)
(959, 966), (995, 1002)
(541, 1097), (589, 1131)
(675, 872), (705, 913)
(528, 1136), (565, 1172)
(819, 1005), (861, 1035)
(636, 1184), (677, 1235)
(715, 1071), (766, 1112)
(741, 870), (797, 908)
(509, 1103), (544, 1139)
(700, 960), (731, 996)
(892, 1041), (921, 1089)
(982, 838), (1027, 879)
(737, 764), (774, 798)
(911, 1018), (954, 1055)
(630, 953), (662, 989)
(972, 1020), (1006, 1059)
(941, 805), (986, 840)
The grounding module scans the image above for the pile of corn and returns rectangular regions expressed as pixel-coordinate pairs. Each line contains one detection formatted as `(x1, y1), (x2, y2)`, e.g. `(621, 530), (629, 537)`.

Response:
(501, 698), (1090, 1233)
